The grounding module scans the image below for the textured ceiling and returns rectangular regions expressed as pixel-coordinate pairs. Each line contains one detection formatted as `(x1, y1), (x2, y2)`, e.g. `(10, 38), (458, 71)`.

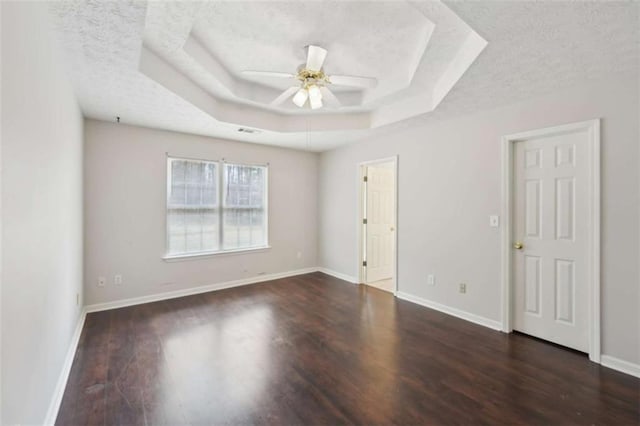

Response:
(434, 0), (640, 119)
(191, 1), (431, 99)
(139, 0), (483, 129)
(48, 1), (639, 152)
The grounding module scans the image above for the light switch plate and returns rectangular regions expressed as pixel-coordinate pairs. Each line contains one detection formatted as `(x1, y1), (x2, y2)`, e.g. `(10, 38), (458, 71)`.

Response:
(489, 215), (500, 228)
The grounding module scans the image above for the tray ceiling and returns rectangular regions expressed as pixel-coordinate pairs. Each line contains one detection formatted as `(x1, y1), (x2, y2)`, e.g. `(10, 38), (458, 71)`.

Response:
(48, 1), (638, 151)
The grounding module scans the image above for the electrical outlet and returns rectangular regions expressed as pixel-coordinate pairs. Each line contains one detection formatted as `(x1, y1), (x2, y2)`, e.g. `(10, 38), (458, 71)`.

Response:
(76, 293), (80, 306)
(296, 251), (302, 259)
(427, 274), (435, 286)
(459, 283), (467, 294)
(98, 276), (106, 287)
(489, 215), (500, 228)
(114, 274), (123, 285)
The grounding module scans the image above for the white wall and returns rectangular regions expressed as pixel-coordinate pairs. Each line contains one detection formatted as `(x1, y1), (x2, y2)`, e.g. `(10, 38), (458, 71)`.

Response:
(0, 1), (3, 420)
(319, 72), (640, 366)
(84, 120), (318, 306)
(1, 2), (84, 424)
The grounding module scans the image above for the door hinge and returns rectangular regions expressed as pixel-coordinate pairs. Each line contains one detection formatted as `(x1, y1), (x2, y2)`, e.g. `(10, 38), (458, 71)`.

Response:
(362, 260), (367, 267)
(363, 175), (368, 182)
(363, 218), (367, 224)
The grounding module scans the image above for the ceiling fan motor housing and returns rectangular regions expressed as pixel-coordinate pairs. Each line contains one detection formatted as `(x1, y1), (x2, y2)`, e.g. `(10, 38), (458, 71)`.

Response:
(297, 68), (328, 88)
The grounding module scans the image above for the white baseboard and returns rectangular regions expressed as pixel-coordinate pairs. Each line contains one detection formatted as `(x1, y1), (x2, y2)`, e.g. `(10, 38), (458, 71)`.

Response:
(85, 267), (319, 313)
(316, 267), (359, 284)
(43, 267), (319, 424)
(43, 307), (87, 425)
(396, 291), (503, 331)
(40, 271), (640, 426)
(601, 355), (640, 378)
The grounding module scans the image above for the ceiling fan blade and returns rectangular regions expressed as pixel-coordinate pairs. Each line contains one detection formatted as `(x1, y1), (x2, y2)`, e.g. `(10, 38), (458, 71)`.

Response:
(306, 45), (327, 71)
(242, 70), (296, 79)
(270, 86), (300, 106)
(319, 87), (341, 108)
(329, 74), (378, 89)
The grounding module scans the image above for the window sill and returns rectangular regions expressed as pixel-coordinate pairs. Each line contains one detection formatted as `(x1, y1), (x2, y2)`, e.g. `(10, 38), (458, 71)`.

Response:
(162, 245), (271, 262)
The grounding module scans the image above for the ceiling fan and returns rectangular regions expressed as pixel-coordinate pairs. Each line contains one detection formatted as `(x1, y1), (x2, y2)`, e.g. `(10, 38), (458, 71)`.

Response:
(242, 45), (378, 110)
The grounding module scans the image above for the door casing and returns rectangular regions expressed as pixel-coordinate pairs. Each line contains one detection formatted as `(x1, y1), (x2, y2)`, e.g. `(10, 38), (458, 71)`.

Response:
(358, 156), (398, 294)
(501, 119), (601, 363)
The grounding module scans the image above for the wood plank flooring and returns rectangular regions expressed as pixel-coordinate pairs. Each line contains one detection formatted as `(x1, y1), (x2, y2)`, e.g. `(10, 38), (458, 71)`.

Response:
(365, 278), (394, 293)
(57, 272), (639, 425)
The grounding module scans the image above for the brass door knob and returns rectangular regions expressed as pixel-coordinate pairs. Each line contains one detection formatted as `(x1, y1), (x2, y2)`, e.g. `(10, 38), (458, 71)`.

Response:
(514, 242), (524, 250)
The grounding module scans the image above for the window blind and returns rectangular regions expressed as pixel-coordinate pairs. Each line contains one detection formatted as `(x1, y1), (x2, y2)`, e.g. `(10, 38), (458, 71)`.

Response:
(167, 157), (268, 256)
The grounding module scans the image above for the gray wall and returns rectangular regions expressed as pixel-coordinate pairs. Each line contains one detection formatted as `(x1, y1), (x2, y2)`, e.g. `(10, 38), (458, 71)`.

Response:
(83, 120), (319, 306)
(1, 2), (84, 424)
(318, 72), (640, 366)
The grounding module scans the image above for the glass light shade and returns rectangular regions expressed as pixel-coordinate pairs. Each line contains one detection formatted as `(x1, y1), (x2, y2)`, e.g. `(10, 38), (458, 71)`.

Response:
(308, 85), (322, 102)
(308, 85), (323, 109)
(292, 88), (308, 107)
(309, 95), (323, 110)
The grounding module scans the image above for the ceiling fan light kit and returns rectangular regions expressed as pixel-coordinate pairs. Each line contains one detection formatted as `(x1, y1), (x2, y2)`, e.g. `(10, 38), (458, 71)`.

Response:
(307, 84), (323, 109)
(292, 88), (309, 107)
(242, 45), (378, 110)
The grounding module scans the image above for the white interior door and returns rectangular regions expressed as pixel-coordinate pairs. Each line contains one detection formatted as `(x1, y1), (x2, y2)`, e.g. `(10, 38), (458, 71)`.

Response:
(365, 165), (394, 283)
(513, 130), (589, 352)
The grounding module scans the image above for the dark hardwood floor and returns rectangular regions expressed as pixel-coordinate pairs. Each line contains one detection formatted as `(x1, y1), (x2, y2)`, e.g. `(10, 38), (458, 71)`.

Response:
(57, 272), (639, 425)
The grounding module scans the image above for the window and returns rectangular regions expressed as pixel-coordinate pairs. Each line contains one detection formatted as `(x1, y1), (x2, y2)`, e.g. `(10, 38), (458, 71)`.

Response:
(166, 157), (268, 257)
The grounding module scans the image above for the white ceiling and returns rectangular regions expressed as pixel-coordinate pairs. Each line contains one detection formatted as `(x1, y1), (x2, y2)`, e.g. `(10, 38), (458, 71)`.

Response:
(190, 2), (431, 99)
(48, 1), (639, 152)
(138, 0), (485, 132)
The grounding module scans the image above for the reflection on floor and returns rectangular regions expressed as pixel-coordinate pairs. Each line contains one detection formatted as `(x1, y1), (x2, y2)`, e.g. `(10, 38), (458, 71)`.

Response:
(366, 278), (393, 293)
(56, 272), (640, 425)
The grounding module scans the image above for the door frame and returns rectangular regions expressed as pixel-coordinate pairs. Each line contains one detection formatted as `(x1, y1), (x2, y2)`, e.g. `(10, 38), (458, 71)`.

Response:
(357, 156), (399, 295)
(500, 119), (601, 363)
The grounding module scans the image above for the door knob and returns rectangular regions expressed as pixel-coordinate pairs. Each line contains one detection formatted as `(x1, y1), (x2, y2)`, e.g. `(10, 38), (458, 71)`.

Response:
(513, 242), (524, 250)
(390, 226), (395, 231)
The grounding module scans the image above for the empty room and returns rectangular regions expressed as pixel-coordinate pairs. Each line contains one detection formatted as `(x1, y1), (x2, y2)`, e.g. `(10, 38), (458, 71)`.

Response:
(1, 0), (639, 424)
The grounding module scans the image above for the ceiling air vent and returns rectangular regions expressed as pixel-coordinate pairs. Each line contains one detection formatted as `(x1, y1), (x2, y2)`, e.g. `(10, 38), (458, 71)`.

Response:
(238, 127), (260, 134)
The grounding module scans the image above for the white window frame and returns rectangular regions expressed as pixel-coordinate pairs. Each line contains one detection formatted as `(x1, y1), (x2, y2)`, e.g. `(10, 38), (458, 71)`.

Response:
(163, 155), (270, 261)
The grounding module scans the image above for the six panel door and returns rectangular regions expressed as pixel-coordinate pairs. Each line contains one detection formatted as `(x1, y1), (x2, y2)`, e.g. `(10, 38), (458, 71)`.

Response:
(365, 165), (394, 283)
(513, 130), (589, 352)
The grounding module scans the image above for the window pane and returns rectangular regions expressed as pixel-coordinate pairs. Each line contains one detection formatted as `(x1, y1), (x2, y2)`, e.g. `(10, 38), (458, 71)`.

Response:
(167, 158), (219, 255)
(222, 163), (267, 250)
(167, 210), (186, 254)
(250, 207), (265, 245)
(169, 160), (186, 205)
